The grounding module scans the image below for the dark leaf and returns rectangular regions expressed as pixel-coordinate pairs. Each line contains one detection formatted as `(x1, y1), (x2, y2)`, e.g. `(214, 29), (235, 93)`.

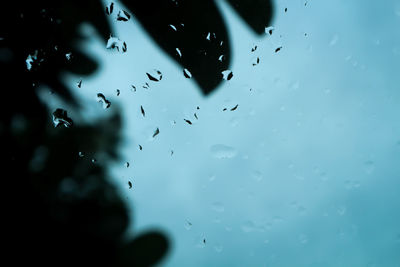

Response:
(117, 232), (169, 267)
(226, 0), (274, 34)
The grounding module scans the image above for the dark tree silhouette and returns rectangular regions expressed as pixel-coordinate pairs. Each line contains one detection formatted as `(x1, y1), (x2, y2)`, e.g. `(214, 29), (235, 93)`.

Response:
(0, 0), (273, 266)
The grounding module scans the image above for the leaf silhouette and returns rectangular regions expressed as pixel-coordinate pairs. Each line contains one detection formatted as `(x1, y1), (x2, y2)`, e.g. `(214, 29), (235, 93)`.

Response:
(1, 0), (274, 266)
(120, 0), (274, 95)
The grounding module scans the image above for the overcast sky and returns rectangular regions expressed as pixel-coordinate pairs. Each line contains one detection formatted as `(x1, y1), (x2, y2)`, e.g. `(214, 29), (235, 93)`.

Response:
(48, 0), (400, 266)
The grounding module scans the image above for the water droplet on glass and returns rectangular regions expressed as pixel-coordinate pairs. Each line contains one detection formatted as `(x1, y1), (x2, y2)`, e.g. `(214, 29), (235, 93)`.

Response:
(65, 52), (72, 61)
(106, 36), (125, 52)
(195, 235), (206, 248)
(214, 244), (223, 253)
(152, 127), (160, 138)
(125, 162), (130, 168)
(176, 47), (182, 57)
(209, 174), (216, 182)
(211, 201), (225, 212)
(299, 234), (308, 244)
(146, 69), (162, 82)
(117, 10), (131, 21)
(265, 26), (274, 35)
(78, 151), (84, 158)
(241, 220), (256, 233)
(210, 144), (237, 159)
(96, 93), (111, 109)
(184, 220), (192, 230)
(169, 24), (177, 31)
(364, 160), (375, 174)
(337, 206), (347, 216)
(26, 50), (38, 70)
(183, 68), (192, 78)
(252, 170), (263, 181)
(218, 54), (225, 62)
(52, 108), (73, 128)
(329, 34), (339, 46)
(221, 70), (233, 81)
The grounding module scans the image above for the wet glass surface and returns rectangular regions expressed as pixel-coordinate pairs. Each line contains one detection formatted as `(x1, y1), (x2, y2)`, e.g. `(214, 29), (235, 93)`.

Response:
(2, 0), (400, 266)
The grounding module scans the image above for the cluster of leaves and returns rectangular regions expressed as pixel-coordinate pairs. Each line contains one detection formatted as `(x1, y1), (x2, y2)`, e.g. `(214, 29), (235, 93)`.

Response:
(0, 0), (272, 266)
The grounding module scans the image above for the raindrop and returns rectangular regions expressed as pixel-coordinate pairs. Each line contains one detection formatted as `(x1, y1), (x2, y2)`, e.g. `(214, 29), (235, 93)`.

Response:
(252, 170), (263, 181)
(211, 201), (225, 212)
(176, 47), (182, 57)
(125, 162), (130, 168)
(140, 105), (145, 117)
(221, 70), (233, 81)
(265, 26), (274, 35)
(337, 206), (347, 216)
(252, 57), (260, 66)
(184, 119), (192, 125)
(209, 174), (216, 181)
(218, 55), (225, 62)
(230, 104), (239, 111)
(105, 2), (114, 15)
(91, 158), (97, 163)
(65, 52), (72, 61)
(152, 127), (160, 138)
(77, 79), (82, 88)
(122, 42), (127, 53)
(106, 36), (124, 51)
(275, 46), (282, 53)
(329, 34), (339, 46)
(184, 220), (193, 230)
(117, 10), (130, 21)
(241, 220), (256, 233)
(183, 68), (192, 78)
(299, 234), (308, 244)
(96, 93), (111, 109)
(364, 160), (375, 174)
(78, 151), (84, 157)
(210, 144), (237, 159)
(26, 50), (38, 70)
(52, 108), (73, 128)
(116, 89), (120, 96)
(214, 244), (223, 253)
(146, 69), (162, 82)
(169, 24), (177, 31)
(128, 181), (133, 189)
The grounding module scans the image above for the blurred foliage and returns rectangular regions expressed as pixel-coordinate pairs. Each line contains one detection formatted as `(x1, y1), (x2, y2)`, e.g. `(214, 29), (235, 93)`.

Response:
(0, 0), (272, 266)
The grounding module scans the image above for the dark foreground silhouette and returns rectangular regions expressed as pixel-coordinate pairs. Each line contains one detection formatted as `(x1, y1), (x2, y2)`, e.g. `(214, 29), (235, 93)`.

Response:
(0, 1), (272, 266)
